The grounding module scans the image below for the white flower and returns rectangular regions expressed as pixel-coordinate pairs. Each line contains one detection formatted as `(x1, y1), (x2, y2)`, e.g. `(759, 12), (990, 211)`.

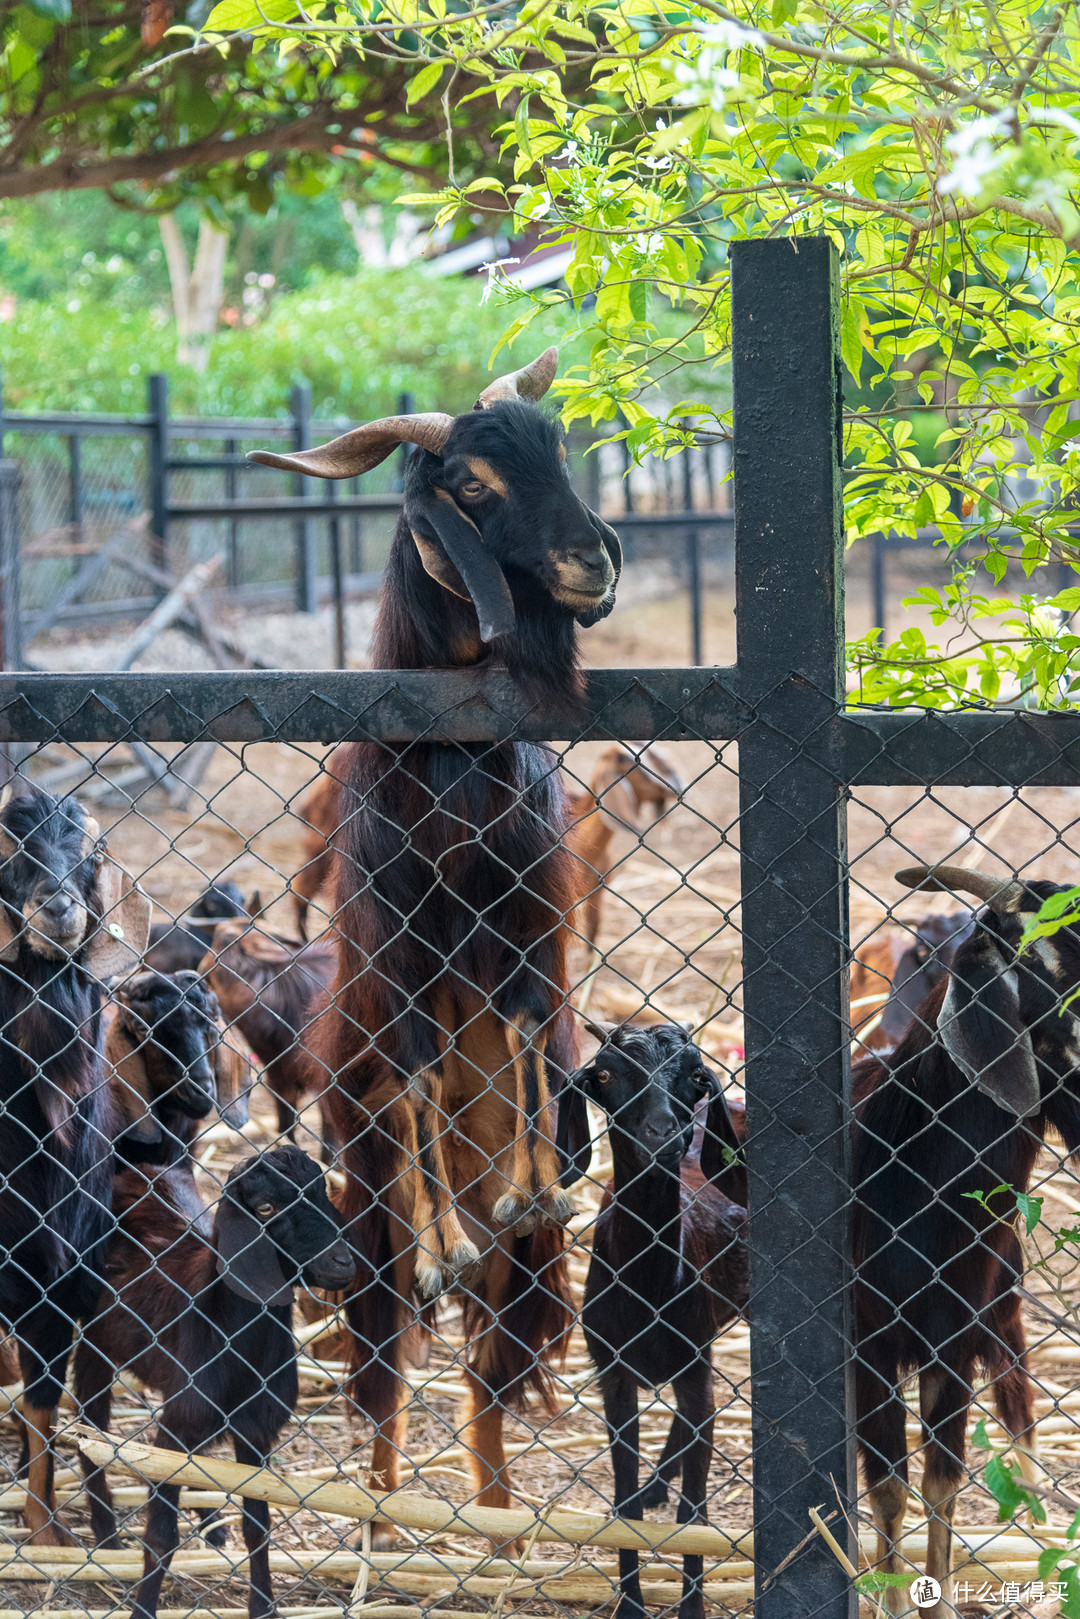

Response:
(479, 258), (520, 303)
(937, 111), (1013, 196)
(698, 17), (764, 49)
(673, 52), (739, 111)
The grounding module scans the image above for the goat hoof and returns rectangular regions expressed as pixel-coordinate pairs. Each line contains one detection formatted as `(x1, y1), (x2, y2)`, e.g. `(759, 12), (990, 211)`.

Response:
(202, 1521), (228, 1549)
(492, 1191), (537, 1235)
(414, 1237), (482, 1299)
(537, 1187), (576, 1228)
(635, 1477), (669, 1510)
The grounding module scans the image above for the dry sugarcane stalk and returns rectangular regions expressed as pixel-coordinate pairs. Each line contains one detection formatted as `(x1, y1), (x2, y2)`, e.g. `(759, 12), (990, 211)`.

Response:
(74, 1428), (750, 1558)
(0, 1613), (369, 1619)
(0, 1551), (753, 1603)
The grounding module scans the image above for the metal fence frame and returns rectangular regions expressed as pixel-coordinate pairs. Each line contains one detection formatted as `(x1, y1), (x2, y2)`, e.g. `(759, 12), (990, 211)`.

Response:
(3, 235), (1076, 1619)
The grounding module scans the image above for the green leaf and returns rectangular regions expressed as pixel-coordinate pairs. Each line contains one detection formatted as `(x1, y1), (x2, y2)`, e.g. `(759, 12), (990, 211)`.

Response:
(1016, 1192), (1043, 1236)
(629, 280), (647, 323)
(203, 0), (297, 30)
(514, 95), (533, 157)
(406, 60), (445, 107)
(841, 303), (869, 384)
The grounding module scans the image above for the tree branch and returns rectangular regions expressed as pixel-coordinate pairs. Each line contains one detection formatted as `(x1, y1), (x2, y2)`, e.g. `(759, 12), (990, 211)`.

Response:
(0, 106), (345, 201)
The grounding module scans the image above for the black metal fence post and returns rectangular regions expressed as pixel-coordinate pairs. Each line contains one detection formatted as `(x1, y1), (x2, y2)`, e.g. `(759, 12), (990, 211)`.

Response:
(147, 373), (169, 578)
(291, 382), (316, 614)
(732, 236), (856, 1619)
(0, 460), (23, 672)
(396, 392), (415, 492)
(682, 425), (703, 665)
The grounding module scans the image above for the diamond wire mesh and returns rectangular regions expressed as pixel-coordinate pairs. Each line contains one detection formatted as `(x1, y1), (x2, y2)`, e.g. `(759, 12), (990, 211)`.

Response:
(0, 683), (759, 1619)
(6, 680), (1080, 1619)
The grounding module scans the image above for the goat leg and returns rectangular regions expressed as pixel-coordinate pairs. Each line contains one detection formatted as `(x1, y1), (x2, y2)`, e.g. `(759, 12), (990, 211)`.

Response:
(858, 1353), (911, 1619)
(234, 1436), (276, 1619)
(460, 1361), (523, 1555)
(638, 1411), (693, 1509)
(19, 1319), (79, 1547)
(919, 1368), (969, 1619)
(600, 1366), (648, 1619)
(493, 1015), (574, 1236)
(405, 1077), (480, 1297)
(73, 1339), (122, 1548)
(672, 1362), (713, 1619)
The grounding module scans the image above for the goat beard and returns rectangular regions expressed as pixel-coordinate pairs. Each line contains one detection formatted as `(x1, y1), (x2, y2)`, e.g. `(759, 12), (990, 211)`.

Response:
(496, 601), (586, 720)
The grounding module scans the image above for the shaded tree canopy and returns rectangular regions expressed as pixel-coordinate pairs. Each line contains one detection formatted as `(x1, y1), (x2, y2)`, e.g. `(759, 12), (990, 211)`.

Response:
(0, 0), (504, 206)
(223, 0), (1080, 714)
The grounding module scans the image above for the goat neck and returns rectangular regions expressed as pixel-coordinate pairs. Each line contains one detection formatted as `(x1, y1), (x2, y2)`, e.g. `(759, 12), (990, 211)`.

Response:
(604, 1145), (688, 1296)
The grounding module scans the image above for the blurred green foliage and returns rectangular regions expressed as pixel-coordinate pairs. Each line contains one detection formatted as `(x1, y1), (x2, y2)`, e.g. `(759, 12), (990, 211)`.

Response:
(0, 268), (590, 418)
(0, 188), (361, 311)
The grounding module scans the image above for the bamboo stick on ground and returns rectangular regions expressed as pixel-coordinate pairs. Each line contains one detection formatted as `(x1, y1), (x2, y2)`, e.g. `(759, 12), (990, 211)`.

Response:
(74, 1431), (750, 1558)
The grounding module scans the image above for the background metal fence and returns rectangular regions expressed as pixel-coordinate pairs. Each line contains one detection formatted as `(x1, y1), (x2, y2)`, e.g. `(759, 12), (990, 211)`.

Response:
(0, 237), (1078, 1619)
(0, 378), (733, 667)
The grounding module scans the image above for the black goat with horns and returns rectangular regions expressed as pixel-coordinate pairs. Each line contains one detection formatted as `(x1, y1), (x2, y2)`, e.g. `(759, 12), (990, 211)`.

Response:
(250, 351), (622, 1522)
(856, 861), (1080, 1618)
(0, 778), (150, 1544)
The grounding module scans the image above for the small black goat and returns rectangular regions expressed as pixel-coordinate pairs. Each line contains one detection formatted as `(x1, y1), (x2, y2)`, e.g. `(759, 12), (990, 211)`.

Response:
(144, 882), (249, 976)
(855, 863), (1080, 1617)
(558, 1023), (747, 1619)
(75, 1144), (355, 1619)
(107, 969), (251, 1165)
(0, 778), (149, 1544)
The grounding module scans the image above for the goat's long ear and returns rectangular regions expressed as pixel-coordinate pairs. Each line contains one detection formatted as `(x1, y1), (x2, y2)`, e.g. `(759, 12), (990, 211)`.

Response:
(247, 413), (456, 479)
(556, 1074), (593, 1186)
(0, 819), (20, 963)
(214, 1201), (293, 1307)
(105, 1022), (162, 1146)
(212, 1024), (252, 1130)
(574, 509), (622, 627)
(938, 932), (1040, 1117)
(699, 1074), (747, 1205)
(408, 487), (515, 643)
(85, 855), (152, 980)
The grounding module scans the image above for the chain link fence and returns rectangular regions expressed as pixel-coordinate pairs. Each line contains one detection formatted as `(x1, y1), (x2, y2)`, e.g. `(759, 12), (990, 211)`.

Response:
(0, 238), (1078, 1619)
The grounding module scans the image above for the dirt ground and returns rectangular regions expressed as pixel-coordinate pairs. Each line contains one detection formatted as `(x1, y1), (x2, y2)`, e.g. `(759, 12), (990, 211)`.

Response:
(3, 563), (1080, 1618)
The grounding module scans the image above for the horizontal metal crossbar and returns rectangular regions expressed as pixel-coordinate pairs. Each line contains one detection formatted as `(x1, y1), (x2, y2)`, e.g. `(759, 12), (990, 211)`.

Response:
(1, 670), (1078, 783)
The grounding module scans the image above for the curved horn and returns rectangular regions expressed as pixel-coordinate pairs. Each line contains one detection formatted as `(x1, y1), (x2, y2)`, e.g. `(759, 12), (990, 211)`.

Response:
(895, 864), (1024, 910)
(578, 1014), (614, 1044)
(247, 413), (455, 480)
(476, 346), (558, 409)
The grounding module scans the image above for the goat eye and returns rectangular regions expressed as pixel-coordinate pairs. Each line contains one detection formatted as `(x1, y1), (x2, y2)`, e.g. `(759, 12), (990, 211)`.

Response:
(596, 1069), (611, 1084)
(458, 481), (486, 500)
(254, 1201), (275, 1219)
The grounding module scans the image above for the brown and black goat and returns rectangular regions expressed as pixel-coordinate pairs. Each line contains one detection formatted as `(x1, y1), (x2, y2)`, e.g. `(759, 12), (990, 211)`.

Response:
(200, 918), (337, 1153)
(849, 911), (972, 1054)
(289, 756), (351, 939)
(854, 863), (1080, 1617)
(144, 881), (249, 976)
(0, 778), (149, 1544)
(74, 1145), (354, 1619)
(559, 1023), (746, 1619)
(106, 969), (252, 1165)
(565, 744), (683, 950)
(250, 347), (621, 1522)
